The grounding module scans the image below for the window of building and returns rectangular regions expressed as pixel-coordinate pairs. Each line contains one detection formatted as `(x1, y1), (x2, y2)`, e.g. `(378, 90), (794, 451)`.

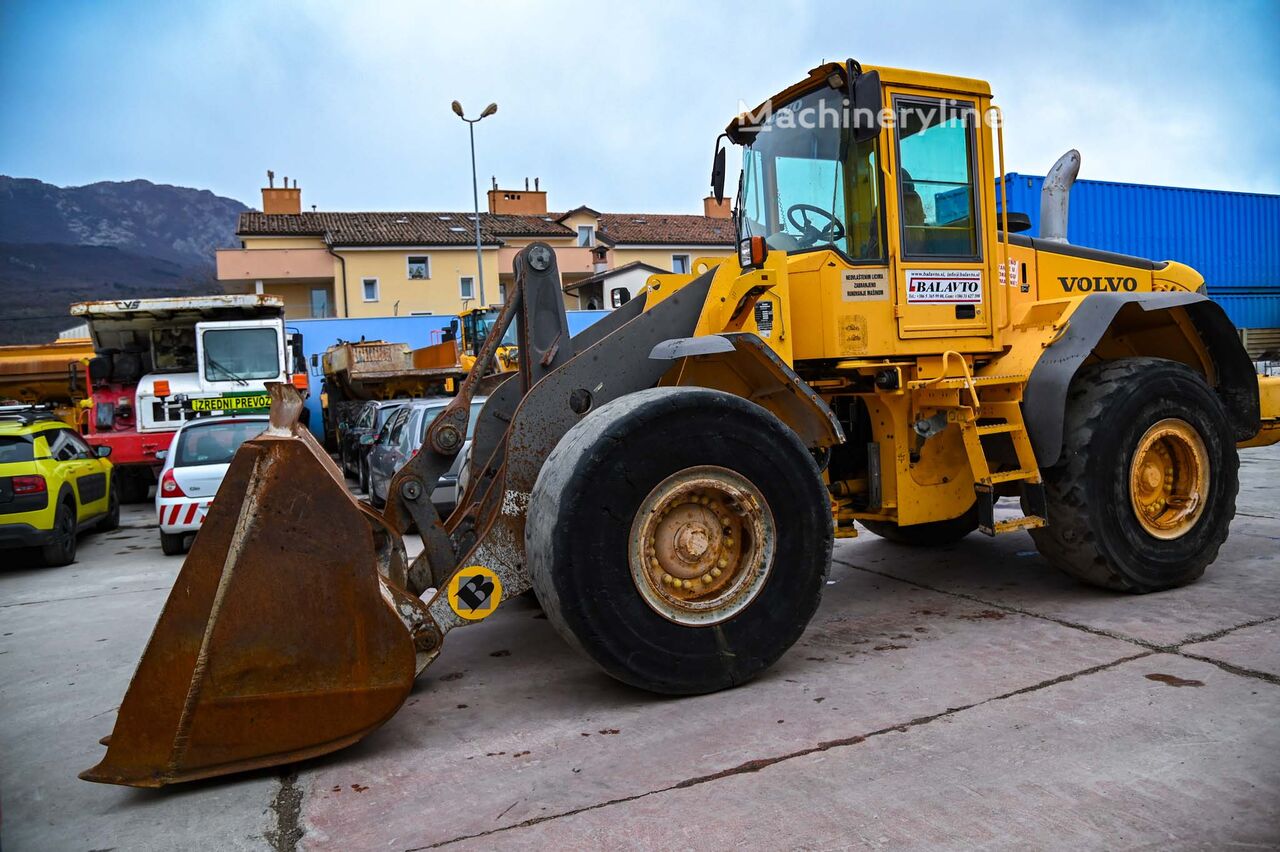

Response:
(895, 97), (981, 259)
(362, 278), (380, 302)
(459, 276), (476, 300)
(671, 254), (691, 274)
(577, 225), (595, 247)
(407, 256), (431, 279)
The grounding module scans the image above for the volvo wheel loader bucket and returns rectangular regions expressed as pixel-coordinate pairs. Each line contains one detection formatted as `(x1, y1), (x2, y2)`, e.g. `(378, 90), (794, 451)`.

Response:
(81, 386), (424, 788)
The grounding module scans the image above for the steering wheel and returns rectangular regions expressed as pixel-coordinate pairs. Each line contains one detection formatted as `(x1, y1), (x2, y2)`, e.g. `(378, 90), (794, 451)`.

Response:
(786, 203), (846, 247)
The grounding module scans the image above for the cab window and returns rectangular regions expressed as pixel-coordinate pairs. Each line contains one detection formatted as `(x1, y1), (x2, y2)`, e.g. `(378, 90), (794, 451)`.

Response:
(895, 97), (980, 259)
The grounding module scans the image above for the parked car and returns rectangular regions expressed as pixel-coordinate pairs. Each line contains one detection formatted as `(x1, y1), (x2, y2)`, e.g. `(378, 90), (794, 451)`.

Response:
(156, 415), (268, 555)
(341, 399), (408, 493)
(0, 404), (117, 566)
(367, 396), (486, 515)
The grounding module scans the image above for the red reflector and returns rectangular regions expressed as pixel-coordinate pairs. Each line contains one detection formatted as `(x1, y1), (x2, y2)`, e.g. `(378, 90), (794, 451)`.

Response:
(12, 475), (46, 495)
(160, 469), (186, 498)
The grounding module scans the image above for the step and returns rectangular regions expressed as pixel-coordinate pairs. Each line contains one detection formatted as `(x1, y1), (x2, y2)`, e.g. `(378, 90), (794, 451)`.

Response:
(974, 422), (1021, 436)
(982, 515), (1047, 536)
(984, 469), (1039, 485)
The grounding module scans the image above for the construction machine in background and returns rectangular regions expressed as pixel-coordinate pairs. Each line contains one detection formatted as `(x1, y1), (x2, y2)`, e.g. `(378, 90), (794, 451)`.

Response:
(0, 338), (95, 426)
(82, 60), (1280, 787)
(319, 308), (518, 451)
(70, 295), (308, 502)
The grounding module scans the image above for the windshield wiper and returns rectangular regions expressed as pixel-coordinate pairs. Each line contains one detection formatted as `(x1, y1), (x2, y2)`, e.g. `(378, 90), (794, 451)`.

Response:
(206, 354), (249, 386)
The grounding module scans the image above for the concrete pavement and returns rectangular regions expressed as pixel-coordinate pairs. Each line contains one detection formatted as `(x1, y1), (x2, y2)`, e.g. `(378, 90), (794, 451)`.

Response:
(2, 445), (1278, 850)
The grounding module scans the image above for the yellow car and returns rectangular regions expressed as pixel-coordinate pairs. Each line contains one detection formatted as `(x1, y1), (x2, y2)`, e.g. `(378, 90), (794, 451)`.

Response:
(0, 405), (118, 566)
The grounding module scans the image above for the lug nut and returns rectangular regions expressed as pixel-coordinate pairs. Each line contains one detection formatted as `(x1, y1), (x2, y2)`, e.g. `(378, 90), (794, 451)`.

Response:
(717, 557), (728, 568)
(702, 573), (713, 584)
(662, 574), (673, 585)
(711, 567), (722, 578)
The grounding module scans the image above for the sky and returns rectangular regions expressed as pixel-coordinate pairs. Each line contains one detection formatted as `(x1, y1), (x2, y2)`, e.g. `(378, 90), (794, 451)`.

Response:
(2, 0), (1278, 214)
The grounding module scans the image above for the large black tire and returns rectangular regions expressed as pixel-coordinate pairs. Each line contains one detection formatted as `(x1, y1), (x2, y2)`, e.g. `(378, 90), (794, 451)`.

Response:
(860, 503), (978, 546)
(117, 468), (151, 504)
(98, 480), (120, 532)
(160, 531), (187, 556)
(1030, 357), (1238, 592)
(41, 499), (77, 567)
(527, 387), (832, 695)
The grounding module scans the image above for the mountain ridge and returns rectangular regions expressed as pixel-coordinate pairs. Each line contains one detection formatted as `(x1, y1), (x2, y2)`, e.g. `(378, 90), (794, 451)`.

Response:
(0, 176), (247, 343)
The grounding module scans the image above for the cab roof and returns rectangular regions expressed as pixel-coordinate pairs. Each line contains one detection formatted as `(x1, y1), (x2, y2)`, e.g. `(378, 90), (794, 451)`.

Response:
(726, 60), (992, 140)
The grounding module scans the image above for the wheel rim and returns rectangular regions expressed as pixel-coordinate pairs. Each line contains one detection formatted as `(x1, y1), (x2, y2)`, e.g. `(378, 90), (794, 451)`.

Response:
(628, 465), (775, 626)
(1128, 418), (1210, 540)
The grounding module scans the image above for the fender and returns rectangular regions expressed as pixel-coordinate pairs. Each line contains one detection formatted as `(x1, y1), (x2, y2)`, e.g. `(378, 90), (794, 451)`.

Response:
(650, 332), (844, 449)
(1024, 292), (1260, 466)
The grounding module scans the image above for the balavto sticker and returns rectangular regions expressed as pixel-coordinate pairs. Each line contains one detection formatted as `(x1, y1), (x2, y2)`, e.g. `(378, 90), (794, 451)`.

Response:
(842, 269), (889, 301)
(906, 269), (983, 304)
(447, 565), (503, 620)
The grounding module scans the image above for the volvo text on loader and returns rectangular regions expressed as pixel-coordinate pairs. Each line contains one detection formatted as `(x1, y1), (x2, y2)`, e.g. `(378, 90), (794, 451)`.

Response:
(82, 60), (1280, 787)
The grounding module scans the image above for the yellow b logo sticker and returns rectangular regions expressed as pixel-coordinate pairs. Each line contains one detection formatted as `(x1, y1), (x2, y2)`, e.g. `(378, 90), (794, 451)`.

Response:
(447, 566), (503, 620)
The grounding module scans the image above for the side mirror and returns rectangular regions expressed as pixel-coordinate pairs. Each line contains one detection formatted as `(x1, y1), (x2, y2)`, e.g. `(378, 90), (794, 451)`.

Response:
(1000, 211), (1033, 233)
(96, 445), (112, 458)
(360, 434), (376, 446)
(849, 65), (882, 144)
(67, 362), (82, 395)
(154, 449), (167, 461)
(710, 134), (728, 204)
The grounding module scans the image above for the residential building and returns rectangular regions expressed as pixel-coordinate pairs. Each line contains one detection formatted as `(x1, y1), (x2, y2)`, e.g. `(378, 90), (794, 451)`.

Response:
(216, 177), (735, 318)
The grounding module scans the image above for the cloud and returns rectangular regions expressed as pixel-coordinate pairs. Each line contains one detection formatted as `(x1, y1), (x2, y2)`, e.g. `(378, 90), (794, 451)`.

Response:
(1, 0), (1276, 212)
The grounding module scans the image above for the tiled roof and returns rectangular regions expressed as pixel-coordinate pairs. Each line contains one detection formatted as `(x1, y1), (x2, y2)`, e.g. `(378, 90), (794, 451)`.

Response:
(237, 211), (573, 246)
(237, 209), (736, 247)
(596, 212), (734, 246)
(562, 260), (666, 293)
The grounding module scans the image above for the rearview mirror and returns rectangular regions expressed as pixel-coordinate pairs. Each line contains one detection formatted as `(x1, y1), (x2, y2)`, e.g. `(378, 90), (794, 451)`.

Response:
(710, 134), (728, 204)
(155, 449), (167, 461)
(847, 63), (882, 144)
(96, 445), (112, 458)
(360, 434), (376, 446)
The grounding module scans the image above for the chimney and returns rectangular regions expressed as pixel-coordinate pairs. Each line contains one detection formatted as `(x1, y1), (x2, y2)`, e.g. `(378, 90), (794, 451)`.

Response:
(487, 178), (548, 215)
(592, 245), (609, 274)
(262, 171), (302, 215)
(703, 195), (731, 218)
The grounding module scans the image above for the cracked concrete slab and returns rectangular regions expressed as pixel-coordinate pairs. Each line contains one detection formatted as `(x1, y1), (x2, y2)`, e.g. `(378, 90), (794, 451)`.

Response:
(3, 447), (1277, 849)
(0, 506), (278, 852)
(455, 654), (1280, 850)
(1183, 620), (1280, 681)
(296, 564), (1137, 849)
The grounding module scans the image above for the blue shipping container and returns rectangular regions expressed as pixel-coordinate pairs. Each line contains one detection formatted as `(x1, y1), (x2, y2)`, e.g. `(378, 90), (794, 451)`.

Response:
(997, 173), (1280, 328)
(288, 310), (610, 440)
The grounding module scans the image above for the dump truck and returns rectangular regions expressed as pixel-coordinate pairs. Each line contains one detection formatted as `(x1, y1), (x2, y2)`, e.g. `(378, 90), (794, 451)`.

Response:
(70, 295), (308, 502)
(83, 60), (1280, 787)
(0, 338), (95, 426)
(318, 309), (518, 449)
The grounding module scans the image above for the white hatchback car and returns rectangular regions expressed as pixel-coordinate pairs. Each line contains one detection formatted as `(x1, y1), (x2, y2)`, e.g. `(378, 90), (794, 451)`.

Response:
(155, 415), (268, 555)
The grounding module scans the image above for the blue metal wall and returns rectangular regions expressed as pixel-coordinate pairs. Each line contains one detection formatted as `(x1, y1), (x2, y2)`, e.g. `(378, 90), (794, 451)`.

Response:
(289, 310), (610, 439)
(998, 174), (1280, 328)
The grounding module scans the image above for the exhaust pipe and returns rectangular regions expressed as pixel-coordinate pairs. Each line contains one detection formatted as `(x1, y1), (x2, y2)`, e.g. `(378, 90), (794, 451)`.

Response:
(1039, 149), (1080, 244)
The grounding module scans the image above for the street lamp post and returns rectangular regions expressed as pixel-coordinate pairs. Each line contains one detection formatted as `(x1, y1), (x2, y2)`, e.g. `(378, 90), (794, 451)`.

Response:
(451, 100), (497, 307)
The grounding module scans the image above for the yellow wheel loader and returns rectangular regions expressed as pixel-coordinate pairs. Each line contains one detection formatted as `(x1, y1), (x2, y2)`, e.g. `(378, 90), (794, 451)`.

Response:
(82, 61), (1280, 787)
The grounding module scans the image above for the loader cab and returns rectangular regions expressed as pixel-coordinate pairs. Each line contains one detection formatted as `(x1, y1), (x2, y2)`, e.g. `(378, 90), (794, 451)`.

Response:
(730, 63), (1001, 360)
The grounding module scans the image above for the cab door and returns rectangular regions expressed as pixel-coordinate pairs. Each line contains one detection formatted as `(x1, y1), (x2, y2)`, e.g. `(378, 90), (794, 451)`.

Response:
(889, 94), (992, 339)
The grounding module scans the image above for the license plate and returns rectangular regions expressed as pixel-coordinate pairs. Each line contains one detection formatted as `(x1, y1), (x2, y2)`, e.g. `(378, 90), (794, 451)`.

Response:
(188, 394), (272, 412)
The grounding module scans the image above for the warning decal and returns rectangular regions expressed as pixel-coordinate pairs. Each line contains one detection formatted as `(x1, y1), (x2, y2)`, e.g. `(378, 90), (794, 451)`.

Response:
(447, 565), (503, 620)
(905, 269), (983, 304)
(842, 269), (889, 302)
